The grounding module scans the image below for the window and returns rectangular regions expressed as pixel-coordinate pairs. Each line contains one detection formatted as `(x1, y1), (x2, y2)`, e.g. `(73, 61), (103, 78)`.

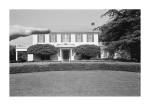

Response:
(87, 34), (94, 42)
(61, 34), (65, 42)
(61, 34), (71, 42)
(49, 34), (57, 42)
(37, 34), (45, 43)
(76, 34), (83, 42)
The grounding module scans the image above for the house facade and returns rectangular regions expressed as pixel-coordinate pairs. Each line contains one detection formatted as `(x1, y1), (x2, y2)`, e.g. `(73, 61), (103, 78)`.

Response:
(16, 32), (109, 62)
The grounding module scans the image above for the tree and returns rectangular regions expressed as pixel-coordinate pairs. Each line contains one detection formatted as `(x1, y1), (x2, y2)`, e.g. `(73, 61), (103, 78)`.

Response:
(10, 45), (16, 63)
(74, 45), (100, 60)
(27, 44), (58, 60)
(94, 9), (140, 62)
(91, 22), (95, 26)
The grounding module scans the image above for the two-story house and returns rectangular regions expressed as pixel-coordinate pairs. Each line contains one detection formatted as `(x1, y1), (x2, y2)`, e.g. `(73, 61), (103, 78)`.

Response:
(15, 31), (109, 62)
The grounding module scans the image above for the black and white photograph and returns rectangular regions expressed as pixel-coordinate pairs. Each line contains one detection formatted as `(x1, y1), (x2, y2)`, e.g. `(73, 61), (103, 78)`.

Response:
(9, 9), (141, 96)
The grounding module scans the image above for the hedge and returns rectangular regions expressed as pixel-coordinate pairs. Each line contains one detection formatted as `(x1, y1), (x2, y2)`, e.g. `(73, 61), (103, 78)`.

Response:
(10, 62), (140, 74)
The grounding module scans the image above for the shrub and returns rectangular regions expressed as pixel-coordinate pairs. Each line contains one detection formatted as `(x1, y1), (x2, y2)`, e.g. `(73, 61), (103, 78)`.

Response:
(74, 45), (100, 59)
(18, 51), (27, 62)
(10, 45), (16, 63)
(27, 44), (58, 60)
(114, 50), (131, 60)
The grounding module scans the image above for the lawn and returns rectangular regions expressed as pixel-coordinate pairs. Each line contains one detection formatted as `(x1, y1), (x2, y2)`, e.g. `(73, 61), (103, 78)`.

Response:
(10, 71), (140, 96)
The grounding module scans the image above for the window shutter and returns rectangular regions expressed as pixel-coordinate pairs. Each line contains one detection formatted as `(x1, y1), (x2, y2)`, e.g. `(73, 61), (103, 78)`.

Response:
(81, 34), (83, 42)
(69, 34), (71, 42)
(61, 34), (63, 42)
(55, 35), (57, 42)
(92, 34), (94, 42)
(38, 34), (45, 43)
(75, 34), (77, 42)
(49, 34), (51, 42)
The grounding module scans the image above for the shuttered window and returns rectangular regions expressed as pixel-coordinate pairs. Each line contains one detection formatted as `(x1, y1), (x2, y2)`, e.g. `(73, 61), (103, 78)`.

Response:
(37, 34), (45, 43)
(76, 34), (83, 42)
(61, 34), (71, 42)
(49, 34), (57, 42)
(87, 34), (94, 42)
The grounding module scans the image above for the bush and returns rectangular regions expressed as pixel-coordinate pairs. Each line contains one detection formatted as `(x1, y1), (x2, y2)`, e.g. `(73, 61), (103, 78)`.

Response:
(10, 45), (16, 63)
(74, 45), (100, 59)
(114, 50), (131, 60)
(18, 51), (27, 62)
(27, 44), (58, 60)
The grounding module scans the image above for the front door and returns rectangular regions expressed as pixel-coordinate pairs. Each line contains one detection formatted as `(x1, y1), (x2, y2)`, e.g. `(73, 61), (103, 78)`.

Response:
(62, 49), (70, 61)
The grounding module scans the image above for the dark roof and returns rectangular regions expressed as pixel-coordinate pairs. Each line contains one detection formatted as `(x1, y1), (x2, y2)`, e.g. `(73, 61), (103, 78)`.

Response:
(31, 30), (50, 34)
(31, 30), (101, 35)
(50, 31), (100, 34)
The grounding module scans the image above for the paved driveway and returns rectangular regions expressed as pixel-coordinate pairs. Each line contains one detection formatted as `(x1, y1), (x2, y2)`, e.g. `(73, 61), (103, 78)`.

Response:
(10, 71), (140, 96)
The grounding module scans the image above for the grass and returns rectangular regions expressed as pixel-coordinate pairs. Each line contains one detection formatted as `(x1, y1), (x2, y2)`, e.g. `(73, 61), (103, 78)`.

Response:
(10, 62), (140, 74)
(10, 71), (140, 96)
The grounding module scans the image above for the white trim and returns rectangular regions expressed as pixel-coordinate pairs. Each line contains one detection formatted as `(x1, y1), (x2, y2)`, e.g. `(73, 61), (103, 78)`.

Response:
(16, 48), (27, 51)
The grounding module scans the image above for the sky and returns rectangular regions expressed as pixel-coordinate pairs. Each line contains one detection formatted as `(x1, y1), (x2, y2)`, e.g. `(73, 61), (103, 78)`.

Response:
(10, 9), (109, 32)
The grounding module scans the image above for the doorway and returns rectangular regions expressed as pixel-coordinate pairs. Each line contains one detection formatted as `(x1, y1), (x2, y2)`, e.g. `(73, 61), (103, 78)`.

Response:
(62, 49), (70, 61)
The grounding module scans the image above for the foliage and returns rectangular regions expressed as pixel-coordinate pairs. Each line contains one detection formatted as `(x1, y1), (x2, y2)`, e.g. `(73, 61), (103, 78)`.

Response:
(10, 45), (16, 63)
(74, 45), (100, 59)
(94, 9), (140, 62)
(27, 44), (58, 57)
(10, 29), (50, 41)
(10, 62), (140, 74)
(18, 51), (27, 62)
(114, 50), (131, 60)
(10, 33), (28, 41)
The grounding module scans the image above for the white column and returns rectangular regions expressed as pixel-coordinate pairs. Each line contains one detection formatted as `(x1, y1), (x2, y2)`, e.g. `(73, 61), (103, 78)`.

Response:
(60, 49), (62, 61)
(16, 51), (18, 61)
(70, 48), (74, 61)
(58, 48), (62, 61)
(69, 49), (71, 62)
(101, 49), (105, 59)
(58, 49), (60, 61)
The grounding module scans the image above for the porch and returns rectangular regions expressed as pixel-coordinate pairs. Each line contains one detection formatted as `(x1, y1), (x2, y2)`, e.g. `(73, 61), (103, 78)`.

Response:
(15, 47), (75, 62)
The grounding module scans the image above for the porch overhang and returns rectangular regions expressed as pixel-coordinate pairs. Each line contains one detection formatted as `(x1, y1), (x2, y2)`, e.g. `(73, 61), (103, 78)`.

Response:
(56, 43), (76, 48)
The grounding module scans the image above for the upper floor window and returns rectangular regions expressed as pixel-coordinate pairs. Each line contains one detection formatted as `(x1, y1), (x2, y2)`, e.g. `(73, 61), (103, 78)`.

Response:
(49, 34), (57, 42)
(87, 34), (94, 42)
(37, 34), (45, 43)
(76, 34), (83, 42)
(61, 34), (71, 42)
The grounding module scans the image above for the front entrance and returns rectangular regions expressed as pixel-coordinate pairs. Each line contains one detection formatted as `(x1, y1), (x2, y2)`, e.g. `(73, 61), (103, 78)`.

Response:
(62, 49), (70, 61)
